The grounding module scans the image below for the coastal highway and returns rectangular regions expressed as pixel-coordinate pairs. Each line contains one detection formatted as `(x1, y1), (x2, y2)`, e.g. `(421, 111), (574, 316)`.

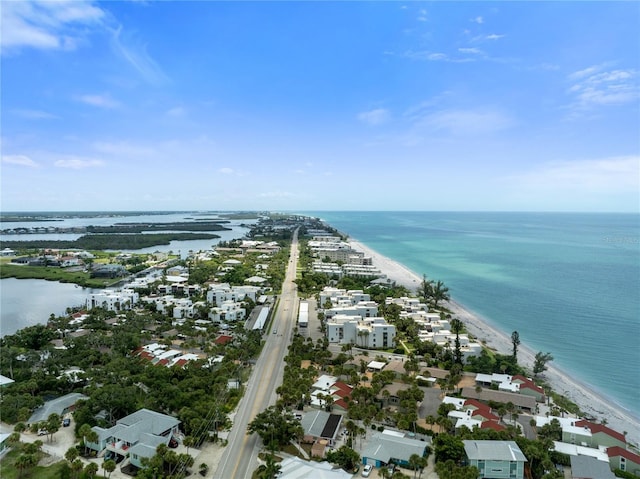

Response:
(213, 228), (300, 479)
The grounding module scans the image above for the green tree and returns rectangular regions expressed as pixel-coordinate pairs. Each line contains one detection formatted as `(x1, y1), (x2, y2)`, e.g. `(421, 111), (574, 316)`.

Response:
(430, 280), (450, 309)
(102, 459), (116, 478)
(433, 433), (465, 464)
(85, 461), (99, 477)
(15, 453), (38, 478)
(511, 331), (521, 362)
(255, 453), (281, 479)
(533, 352), (554, 377)
(46, 412), (61, 442)
(247, 405), (303, 452)
(65, 446), (79, 463)
(326, 445), (360, 472)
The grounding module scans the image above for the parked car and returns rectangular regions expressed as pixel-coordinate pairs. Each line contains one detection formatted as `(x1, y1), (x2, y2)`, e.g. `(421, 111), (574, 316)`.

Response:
(361, 464), (373, 477)
(37, 429), (47, 436)
(62, 418), (71, 427)
(168, 437), (178, 448)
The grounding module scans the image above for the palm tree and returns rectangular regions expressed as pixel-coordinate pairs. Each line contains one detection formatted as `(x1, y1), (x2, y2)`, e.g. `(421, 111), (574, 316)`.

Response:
(430, 280), (450, 309)
(15, 454), (37, 478)
(256, 453), (281, 479)
(408, 453), (422, 479)
(102, 459), (116, 478)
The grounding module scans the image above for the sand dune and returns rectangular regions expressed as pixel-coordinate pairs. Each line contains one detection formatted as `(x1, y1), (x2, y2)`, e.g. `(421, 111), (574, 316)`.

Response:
(348, 239), (640, 447)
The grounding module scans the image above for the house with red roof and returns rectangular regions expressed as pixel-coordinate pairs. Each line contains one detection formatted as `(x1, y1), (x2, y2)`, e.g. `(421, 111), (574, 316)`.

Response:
(568, 420), (626, 449)
(330, 381), (353, 412)
(214, 334), (234, 345)
(512, 375), (546, 402)
(607, 446), (640, 475)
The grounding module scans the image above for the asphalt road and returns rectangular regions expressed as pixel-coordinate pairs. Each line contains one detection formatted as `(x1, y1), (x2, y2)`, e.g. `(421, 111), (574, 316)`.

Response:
(213, 228), (300, 479)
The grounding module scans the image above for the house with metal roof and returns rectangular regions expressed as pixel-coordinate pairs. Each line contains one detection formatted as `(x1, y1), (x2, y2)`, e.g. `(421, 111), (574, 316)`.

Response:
(570, 455), (615, 479)
(361, 430), (430, 468)
(28, 392), (89, 424)
(300, 410), (343, 447)
(463, 440), (527, 479)
(85, 408), (180, 469)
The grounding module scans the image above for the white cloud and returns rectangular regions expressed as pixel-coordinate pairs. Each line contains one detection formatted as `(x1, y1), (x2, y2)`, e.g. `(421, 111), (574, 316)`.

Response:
(566, 66), (639, 112)
(110, 25), (169, 85)
(11, 109), (59, 120)
(77, 94), (120, 109)
(219, 167), (234, 174)
(54, 157), (104, 169)
(1, 154), (39, 167)
(258, 191), (294, 198)
(416, 108), (514, 135)
(403, 50), (475, 63)
(1, 0), (105, 54)
(458, 47), (483, 55)
(166, 106), (186, 117)
(472, 33), (505, 42)
(357, 108), (390, 125)
(504, 156), (639, 193)
(472, 16), (484, 24)
(92, 141), (154, 157)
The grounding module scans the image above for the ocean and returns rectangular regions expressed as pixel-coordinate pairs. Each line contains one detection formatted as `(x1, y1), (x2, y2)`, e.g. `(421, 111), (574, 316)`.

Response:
(306, 211), (640, 419)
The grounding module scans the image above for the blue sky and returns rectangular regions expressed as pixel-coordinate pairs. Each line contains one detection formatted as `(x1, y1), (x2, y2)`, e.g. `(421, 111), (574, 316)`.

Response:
(1, 1), (639, 212)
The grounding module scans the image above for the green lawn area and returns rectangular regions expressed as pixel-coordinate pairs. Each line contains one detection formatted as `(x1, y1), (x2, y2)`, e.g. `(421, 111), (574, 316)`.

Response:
(0, 262), (121, 288)
(0, 450), (67, 479)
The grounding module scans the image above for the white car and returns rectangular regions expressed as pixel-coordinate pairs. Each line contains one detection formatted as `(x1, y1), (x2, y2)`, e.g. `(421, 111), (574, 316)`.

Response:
(361, 464), (373, 477)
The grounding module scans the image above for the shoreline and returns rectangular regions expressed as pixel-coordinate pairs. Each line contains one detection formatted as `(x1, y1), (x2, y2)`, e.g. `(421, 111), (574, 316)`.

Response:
(348, 238), (640, 447)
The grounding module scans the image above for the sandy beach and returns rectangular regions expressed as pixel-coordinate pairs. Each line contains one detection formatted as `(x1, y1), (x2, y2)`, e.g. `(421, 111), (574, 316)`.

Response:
(349, 239), (640, 447)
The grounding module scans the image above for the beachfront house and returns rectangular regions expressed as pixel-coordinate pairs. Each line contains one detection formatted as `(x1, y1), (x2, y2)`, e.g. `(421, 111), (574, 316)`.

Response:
(463, 440), (527, 479)
(607, 446), (640, 475)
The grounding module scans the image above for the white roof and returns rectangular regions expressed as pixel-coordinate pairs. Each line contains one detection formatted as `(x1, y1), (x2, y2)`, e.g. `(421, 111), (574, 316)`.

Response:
(367, 361), (386, 370)
(443, 396), (465, 409)
(0, 375), (15, 387)
(312, 375), (337, 390)
(553, 441), (609, 462)
(278, 457), (352, 479)
(455, 416), (483, 430)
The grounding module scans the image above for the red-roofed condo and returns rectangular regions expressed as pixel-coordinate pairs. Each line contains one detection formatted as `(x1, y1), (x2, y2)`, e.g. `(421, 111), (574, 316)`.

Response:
(607, 446), (640, 475)
(567, 420), (626, 449)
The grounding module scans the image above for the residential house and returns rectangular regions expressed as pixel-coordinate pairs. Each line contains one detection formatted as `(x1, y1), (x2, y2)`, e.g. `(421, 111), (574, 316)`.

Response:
(463, 440), (527, 479)
(28, 393), (89, 424)
(277, 457), (353, 479)
(461, 387), (537, 412)
(570, 455), (616, 479)
(300, 410), (343, 447)
(85, 408), (180, 468)
(572, 420), (626, 449)
(362, 430), (430, 468)
(0, 433), (12, 457)
(607, 446), (640, 475)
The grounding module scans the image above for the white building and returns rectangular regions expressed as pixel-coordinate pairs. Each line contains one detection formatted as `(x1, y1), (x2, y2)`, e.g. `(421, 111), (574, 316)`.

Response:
(326, 316), (396, 349)
(86, 289), (139, 312)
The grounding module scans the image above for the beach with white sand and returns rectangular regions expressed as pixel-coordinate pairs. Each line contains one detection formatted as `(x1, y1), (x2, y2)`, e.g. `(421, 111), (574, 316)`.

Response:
(348, 238), (640, 447)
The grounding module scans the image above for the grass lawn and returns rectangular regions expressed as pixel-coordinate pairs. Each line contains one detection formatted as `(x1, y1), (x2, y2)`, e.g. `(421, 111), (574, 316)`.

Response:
(0, 450), (67, 479)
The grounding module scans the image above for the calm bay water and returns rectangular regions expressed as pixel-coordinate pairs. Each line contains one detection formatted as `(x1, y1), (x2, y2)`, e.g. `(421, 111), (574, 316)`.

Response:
(0, 212), (252, 336)
(307, 211), (640, 418)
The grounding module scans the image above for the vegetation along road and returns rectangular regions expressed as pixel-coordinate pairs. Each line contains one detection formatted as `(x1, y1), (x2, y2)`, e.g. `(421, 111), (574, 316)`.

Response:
(213, 228), (300, 479)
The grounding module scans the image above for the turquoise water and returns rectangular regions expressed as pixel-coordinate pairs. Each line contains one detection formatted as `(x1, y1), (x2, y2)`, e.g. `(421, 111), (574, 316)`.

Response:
(305, 212), (640, 418)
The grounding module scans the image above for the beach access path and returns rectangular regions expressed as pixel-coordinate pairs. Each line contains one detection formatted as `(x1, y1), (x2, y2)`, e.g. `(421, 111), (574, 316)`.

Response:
(348, 239), (640, 448)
